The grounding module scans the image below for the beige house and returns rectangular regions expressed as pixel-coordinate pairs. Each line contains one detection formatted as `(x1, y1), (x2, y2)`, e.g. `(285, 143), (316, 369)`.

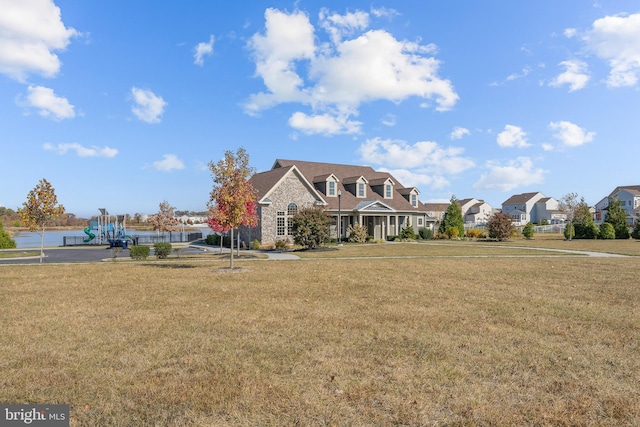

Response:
(245, 159), (431, 244)
(458, 198), (493, 225)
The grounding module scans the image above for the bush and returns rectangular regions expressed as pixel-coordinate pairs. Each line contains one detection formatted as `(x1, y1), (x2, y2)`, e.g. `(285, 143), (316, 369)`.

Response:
(205, 233), (220, 245)
(465, 229), (483, 239)
(599, 222), (615, 240)
(252, 239), (260, 250)
(275, 239), (288, 250)
(129, 245), (150, 260)
(290, 207), (331, 249)
(347, 223), (368, 243)
(538, 218), (549, 226)
(486, 212), (515, 241)
(574, 222), (599, 239)
(0, 221), (16, 249)
(399, 225), (417, 240)
(418, 227), (432, 240)
(564, 223), (575, 240)
(154, 242), (172, 259)
(522, 222), (534, 239)
(632, 221), (640, 240)
(444, 226), (459, 239)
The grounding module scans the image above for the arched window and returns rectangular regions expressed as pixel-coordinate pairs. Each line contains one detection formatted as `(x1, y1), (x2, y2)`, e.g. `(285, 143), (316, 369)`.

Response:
(287, 203), (298, 235)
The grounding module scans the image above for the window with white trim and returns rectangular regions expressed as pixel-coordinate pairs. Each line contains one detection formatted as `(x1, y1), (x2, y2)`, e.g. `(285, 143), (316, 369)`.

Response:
(358, 182), (365, 197)
(276, 211), (286, 236)
(385, 184), (392, 198)
(287, 203), (298, 235)
(411, 194), (417, 207)
(328, 181), (335, 196)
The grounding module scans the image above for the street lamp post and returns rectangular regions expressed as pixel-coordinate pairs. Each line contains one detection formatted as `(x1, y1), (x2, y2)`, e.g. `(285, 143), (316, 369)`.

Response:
(338, 190), (342, 245)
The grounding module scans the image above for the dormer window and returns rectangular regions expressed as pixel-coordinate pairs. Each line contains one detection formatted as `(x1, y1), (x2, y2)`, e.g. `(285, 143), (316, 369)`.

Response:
(385, 184), (392, 198)
(411, 193), (418, 207)
(328, 181), (336, 196)
(358, 182), (365, 198)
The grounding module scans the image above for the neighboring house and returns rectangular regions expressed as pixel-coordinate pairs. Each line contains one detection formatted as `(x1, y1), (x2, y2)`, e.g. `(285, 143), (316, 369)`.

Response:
(423, 203), (449, 230)
(501, 192), (565, 225)
(245, 159), (431, 245)
(457, 198), (493, 225)
(594, 185), (640, 224)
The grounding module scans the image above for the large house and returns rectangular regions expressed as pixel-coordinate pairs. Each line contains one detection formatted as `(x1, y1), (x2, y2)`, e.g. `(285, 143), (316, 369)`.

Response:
(594, 185), (640, 224)
(501, 192), (565, 225)
(244, 159), (432, 245)
(458, 198), (493, 225)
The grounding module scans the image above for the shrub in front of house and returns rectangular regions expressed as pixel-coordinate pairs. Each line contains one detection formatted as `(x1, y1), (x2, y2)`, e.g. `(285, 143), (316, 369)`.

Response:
(465, 228), (483, 239)
(154, 242), (172, 259)
(130, 245), (150, 260)
(205, 234), (219, 245)
(418, 227), (432, 240)
(632, 221), (640, 240)
(347, 223), (368, 243)
(275, 239), (288, 250)
(522, 222), (534, 239)
(598, 223), (615, 240)
(400, 225), (417, 240)
(252, 239), (260, 250)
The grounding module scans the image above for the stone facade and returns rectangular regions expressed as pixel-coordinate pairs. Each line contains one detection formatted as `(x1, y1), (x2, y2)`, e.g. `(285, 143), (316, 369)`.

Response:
(257, 176), (318, 244)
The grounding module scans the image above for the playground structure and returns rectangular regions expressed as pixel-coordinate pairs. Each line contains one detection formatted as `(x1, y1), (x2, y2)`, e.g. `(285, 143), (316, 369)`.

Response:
(83, 208), (132, 248)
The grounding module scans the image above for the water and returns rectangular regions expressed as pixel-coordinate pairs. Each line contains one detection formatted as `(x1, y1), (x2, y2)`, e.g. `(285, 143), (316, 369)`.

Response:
(12, 227), (213, 248)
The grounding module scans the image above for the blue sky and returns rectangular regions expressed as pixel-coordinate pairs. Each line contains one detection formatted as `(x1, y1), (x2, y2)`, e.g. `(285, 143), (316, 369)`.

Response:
(1, 0), (640, 218)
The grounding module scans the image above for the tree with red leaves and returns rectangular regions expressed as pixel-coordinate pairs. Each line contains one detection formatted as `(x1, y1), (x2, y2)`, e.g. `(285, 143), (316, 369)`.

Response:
(207, 147), (258, 268)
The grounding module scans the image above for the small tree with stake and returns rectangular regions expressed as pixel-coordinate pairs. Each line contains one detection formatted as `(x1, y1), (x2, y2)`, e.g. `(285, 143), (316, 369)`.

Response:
(18, 178), (65, 263)
(208, 148), (258, 269)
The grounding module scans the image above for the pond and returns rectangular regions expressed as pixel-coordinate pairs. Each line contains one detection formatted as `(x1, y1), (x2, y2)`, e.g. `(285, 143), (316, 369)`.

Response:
(11, 227), (213, 248)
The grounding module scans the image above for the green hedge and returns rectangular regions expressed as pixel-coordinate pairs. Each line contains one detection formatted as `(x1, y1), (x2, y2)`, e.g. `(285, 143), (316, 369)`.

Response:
(154, 242), (172, 259)
(129, 245), (150, 260)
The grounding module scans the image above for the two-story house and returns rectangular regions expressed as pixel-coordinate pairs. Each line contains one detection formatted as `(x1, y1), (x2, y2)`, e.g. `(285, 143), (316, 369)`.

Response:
(594, 185), (640, 224)
(501, 192), (565, 225)
(245, 159), (431, 244)
(457, 198), (493, 225)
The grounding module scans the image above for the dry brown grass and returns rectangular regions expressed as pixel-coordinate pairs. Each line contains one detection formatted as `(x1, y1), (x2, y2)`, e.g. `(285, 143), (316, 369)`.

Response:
(1, 251), (639, 426)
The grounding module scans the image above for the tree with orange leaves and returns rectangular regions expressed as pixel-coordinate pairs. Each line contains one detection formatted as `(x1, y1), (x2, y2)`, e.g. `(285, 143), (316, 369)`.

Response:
(18, 178), (65, 263)
(207, 148), (258, 268)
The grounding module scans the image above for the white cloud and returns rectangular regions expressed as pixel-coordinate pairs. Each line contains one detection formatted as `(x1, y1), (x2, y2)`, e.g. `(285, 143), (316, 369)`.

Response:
(450, 126), (470, 140)
(378, 167), (450, 190)
(564, 28), (578, 38)
(497, 125), (530, 148)
(288, 111), (362, 135)
(153, 154), (184, 172)
(0, 0), (78, 81)
(507, 66), (532, 81)
(131, 87), (167, 123)
(319, 8), (369, 45)
(473, 157), (546, 191)
(370, 6), (400, 19)
(549, 121), (595, 147)
(358, 137), (474, 174)
(193, 35), (214, 66)
(21, 85), (75, 120)
(584, 13), (640, 87)
(542, 143), (554, 151)
(549, 59), (590, 91)
(245, 7), (458, 133)
(43, 142), (118, 158)
(381, 113), (396, 127)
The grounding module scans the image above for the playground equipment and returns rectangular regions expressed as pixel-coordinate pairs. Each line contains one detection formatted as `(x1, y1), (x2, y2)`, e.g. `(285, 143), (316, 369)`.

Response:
(84, 208), (132, 248)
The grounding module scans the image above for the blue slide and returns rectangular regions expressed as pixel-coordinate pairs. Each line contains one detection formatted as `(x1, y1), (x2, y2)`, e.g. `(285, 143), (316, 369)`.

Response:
(83, 227), (96, 243)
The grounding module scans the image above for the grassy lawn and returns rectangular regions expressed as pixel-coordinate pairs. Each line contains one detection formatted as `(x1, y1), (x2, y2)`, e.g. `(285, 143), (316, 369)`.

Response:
(0, 246), (639, 425)
(0, 250), (40, 259)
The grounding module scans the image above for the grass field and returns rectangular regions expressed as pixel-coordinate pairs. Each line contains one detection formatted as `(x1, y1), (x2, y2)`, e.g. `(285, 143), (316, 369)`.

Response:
(1, 241), (639, 426)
